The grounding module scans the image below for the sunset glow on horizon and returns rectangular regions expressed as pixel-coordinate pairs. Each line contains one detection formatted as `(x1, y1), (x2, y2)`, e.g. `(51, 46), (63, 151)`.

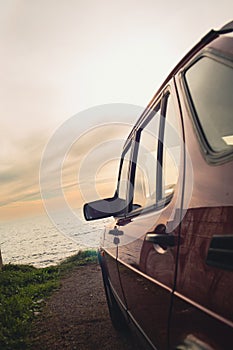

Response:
(0, 0), (232, 222)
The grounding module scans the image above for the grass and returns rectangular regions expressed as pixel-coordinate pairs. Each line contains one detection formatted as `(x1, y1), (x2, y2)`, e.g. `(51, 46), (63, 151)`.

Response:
(0, 249), (97, 350)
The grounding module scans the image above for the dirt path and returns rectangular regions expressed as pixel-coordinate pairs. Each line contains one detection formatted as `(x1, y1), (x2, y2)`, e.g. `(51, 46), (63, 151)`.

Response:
(29, 263), (137, 350)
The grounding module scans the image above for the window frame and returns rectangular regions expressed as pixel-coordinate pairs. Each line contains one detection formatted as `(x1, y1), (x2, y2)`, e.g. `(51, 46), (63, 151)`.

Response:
(129, 101), (161, 213)
(116, 139), (134, 217)
(182, 50), (233, 164)
(122, 88), (179, 217)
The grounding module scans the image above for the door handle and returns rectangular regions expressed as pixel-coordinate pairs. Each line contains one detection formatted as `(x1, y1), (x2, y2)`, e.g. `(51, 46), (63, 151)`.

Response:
(145, 233), (176, 246)
(145, 224), (176, 247)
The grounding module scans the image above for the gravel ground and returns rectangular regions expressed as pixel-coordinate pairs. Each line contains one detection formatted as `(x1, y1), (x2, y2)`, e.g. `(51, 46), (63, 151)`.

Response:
(29, 263), (138, 350)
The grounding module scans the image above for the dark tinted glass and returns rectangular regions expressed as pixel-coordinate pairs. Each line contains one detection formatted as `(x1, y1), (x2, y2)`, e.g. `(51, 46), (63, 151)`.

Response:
(133, 109), (160, 208)
(118, 144), (132, 201)
(185, 56), (233, 153)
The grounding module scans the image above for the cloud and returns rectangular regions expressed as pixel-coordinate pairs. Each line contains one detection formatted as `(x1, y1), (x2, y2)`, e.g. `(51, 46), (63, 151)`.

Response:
(0, 113), (133, 222)
(0, 169), (18, 183)
(0, 132), (48, 208)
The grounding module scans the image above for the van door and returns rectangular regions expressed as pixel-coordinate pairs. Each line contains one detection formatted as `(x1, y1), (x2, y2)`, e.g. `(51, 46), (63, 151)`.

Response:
(170, 53), (233, 349)
(116, 82), (184, 349)
(102, 140), (134, 305)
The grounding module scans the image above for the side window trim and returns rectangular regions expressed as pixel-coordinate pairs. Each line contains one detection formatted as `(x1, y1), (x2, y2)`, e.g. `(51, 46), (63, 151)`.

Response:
(126, 87), (179, 217)
(128, 98), (163, 215)
(128, 131), (140, 213)
(157, 93), (169, 201)
(182, 52), (233, 163)
(116, 140), (133, 216)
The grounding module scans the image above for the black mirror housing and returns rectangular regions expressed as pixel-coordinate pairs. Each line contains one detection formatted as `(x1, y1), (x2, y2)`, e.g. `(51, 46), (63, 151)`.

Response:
(83, 196), (127, 221)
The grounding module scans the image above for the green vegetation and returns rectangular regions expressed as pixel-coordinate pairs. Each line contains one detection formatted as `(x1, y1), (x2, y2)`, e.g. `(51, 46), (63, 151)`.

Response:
(0, 250), (97, 350)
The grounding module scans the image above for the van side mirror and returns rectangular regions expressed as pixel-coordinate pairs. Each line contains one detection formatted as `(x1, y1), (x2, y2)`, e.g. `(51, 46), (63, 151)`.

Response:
(83, 196), (127, 221)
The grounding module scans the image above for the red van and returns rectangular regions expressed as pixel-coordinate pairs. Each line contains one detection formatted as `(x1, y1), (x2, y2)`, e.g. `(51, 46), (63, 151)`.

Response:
(84, 22), (233, 349)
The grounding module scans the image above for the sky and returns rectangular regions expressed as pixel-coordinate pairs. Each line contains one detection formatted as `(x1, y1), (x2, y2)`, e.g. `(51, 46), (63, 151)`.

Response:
(0, 0), (232, 222)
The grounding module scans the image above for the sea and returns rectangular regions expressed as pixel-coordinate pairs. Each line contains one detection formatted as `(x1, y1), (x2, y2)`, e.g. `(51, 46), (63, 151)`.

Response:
(0, 209), (108, 268)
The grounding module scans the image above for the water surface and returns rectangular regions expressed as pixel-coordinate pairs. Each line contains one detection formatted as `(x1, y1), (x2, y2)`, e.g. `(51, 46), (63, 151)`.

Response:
(0, 211), (106, 267)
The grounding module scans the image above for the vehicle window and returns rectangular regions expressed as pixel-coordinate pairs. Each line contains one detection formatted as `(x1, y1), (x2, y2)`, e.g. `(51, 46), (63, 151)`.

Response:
(117, 143), (132, 201)
(184, 56), (233, 154)
(133, 107), (161, 209)
(132, 93), (181, 212)
(162, 95), (180, 200)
